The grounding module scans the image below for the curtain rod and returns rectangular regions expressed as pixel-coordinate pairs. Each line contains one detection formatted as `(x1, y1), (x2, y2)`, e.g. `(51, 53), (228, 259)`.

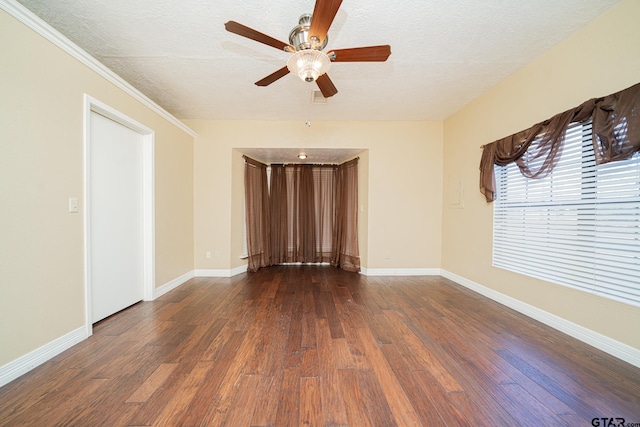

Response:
(271, 163), (339, 167)
(268, 156), (360, 167)
(244, 156), (360, 166)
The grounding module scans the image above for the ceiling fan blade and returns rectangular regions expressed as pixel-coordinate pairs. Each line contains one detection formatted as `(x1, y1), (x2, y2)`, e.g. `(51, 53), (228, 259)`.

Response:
(255, 66), (290, 86)
(316, 74), (338, 98)
(328, 45), (391, 62)
(225, 21), (294, 52)
(308, 0), (343, 46)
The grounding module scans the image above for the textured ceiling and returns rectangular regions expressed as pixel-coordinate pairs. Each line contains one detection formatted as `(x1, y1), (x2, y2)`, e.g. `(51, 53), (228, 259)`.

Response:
(16, 0), (619, 123)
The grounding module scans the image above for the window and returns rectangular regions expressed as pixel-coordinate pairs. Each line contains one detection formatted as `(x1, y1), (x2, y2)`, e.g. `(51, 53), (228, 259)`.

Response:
(494, 121), (640, 306)
(243, 157), (360, 272)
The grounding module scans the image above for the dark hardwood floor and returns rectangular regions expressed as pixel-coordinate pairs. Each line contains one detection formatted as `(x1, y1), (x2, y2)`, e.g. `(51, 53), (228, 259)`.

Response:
(1, 266), (639, 426)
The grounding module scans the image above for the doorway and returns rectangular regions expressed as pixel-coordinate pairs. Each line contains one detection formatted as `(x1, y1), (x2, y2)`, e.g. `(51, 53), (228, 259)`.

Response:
(84, 96), (155, 331)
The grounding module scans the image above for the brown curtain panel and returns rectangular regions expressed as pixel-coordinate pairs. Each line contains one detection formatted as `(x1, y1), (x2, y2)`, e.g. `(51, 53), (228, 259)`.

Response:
(285, 165), (302, 262)
(480, 82), (640, 202)
(244, 156), (270, 272)
(269, 164), (288, 265)
(314, 166), (337, 263)
(332, 158), (360, 272)
(298, 165), (318, 262)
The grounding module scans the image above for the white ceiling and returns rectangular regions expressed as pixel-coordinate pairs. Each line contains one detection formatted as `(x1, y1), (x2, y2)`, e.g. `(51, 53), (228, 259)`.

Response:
(16, 0), (620, 123)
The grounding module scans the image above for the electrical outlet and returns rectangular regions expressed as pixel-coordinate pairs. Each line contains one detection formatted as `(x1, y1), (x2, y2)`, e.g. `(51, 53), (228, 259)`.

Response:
(385, 251), (391, 259)
(68, 198), (78, 213)
(206, 251), (211, 259)
(214, 251), (220, 259)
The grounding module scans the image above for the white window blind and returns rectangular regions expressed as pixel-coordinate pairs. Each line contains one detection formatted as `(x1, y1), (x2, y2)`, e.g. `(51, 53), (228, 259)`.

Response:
(494, 121), (640, 306)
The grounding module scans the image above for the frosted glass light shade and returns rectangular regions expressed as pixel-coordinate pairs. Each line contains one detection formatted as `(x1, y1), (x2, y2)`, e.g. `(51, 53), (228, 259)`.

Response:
(287, 49), (331, 83)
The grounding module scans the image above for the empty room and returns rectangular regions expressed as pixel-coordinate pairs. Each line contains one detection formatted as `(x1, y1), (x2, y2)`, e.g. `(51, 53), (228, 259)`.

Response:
(1, 0), (639, 425)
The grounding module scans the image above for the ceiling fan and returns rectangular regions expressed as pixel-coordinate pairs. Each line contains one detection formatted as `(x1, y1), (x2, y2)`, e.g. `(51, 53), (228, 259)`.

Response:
(224, 0), (391, 98)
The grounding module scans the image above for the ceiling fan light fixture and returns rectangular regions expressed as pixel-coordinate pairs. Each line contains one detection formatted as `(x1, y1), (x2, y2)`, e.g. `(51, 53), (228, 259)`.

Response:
(287, 49), (331, 83)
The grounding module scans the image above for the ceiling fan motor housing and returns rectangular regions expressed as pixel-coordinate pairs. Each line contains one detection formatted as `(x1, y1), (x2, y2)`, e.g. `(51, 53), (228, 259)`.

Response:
(289, 13), (328, 51)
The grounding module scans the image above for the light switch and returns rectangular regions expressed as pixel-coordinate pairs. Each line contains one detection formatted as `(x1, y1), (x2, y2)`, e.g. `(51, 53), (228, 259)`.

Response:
(68, 198), (78, 213)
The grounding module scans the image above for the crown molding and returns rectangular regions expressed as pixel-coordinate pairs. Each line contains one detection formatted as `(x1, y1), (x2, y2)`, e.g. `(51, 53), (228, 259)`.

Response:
(0, 0), (197, 138)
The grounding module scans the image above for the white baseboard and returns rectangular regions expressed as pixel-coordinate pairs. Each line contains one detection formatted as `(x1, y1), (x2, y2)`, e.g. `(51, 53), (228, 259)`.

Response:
(154, 270), (195, 299)
(230, 265), (248, 276)
(154, 266), (248, 298)
(361, 268), (441, 276)
(195, 265), (247, 278)
(0, 326), (88, 388)
(440, 270), (640, 368)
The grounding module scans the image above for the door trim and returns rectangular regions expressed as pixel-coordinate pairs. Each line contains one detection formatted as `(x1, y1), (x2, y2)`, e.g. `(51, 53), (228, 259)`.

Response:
(83, 94), (155, 336)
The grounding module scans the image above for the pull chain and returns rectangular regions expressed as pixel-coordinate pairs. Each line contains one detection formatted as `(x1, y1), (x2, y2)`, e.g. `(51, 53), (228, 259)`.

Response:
(306, 84), (312, 127)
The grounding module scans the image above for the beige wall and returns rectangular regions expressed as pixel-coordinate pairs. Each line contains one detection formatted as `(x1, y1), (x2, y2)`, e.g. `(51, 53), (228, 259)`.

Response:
(0, 9), (194, 366)
(442, 0), (640, 350)
(186, 120), (443, 272)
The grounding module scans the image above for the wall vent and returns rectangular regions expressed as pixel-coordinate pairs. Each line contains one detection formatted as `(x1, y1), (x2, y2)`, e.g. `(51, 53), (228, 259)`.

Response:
(311, 90), (328, 104)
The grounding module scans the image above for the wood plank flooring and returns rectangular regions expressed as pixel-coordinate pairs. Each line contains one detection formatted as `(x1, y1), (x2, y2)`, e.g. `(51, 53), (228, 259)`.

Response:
(1, 266), (639, 426)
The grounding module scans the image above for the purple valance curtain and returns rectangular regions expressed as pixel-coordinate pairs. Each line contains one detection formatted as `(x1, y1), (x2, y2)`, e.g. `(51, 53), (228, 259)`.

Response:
(244, 156), (360, 273)
(480, 82), (640, 202)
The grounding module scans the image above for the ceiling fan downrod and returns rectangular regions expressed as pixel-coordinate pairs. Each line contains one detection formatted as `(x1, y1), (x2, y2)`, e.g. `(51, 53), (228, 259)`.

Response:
(288, 14), (328, 52)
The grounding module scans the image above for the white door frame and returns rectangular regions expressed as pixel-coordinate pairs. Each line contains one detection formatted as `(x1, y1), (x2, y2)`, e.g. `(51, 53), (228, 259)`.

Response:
(83, 94), (155, 336)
